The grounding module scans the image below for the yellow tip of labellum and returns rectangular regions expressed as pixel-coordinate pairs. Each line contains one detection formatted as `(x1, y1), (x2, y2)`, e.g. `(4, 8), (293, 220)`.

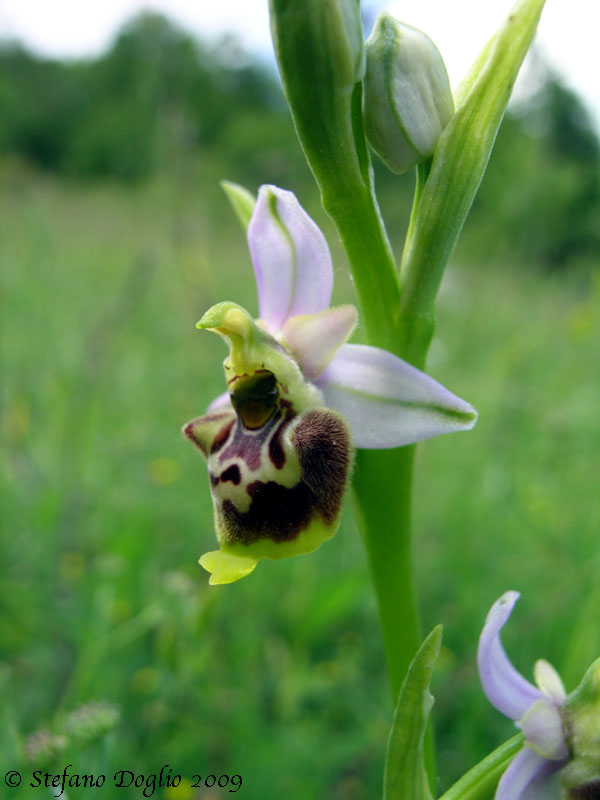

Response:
(199, 550), (258, 585)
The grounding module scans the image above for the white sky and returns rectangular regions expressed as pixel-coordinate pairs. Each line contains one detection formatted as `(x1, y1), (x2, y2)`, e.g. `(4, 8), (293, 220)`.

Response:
(0, 0), (598, 127)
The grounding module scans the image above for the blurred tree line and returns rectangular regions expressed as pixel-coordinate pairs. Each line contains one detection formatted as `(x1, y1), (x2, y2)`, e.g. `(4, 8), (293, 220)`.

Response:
(0, 12), (598, 271)
(0, 13), (297, 183)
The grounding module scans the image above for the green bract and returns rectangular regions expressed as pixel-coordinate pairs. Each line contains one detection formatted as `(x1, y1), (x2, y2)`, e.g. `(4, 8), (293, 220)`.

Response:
(383, 626), (442, 800)
(364, 13), (454, 174)
(398, 0), (547, 358)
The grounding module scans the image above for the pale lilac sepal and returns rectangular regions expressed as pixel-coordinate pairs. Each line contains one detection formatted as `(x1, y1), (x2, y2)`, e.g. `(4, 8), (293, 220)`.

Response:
(477, 592), (542, 722)
(207, 391), (232, 412)
(496, 746), (563, 800)
(520, 699), (568, 761)
(248, 186), (333, 333)
(282, 306), (358, 380)
(316, 343), (478, 449)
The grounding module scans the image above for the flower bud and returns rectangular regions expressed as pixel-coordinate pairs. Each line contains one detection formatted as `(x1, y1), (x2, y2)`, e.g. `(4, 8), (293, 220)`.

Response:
(363, 12), (454, 174)
(560, 658), (600, 796)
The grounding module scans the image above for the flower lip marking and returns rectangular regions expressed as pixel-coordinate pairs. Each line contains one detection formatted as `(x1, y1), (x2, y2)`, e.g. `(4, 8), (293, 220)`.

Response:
(567, 779), (600, 799)
(230, 370), (278, 430)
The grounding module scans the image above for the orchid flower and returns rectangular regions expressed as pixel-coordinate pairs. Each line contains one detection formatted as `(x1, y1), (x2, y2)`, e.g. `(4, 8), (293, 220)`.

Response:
(184, 185), (477, 585)
(478, 591), (570, 799)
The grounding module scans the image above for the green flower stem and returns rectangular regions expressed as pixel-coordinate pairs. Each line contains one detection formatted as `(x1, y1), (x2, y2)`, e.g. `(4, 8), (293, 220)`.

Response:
(325, 117), (437, 794)
(353, 445), (437, 794)
(292, 79), (403, 352)
(337, 166), (434, 705)
(352, 0), (548, 687)
(353, 446), (420, 700)
(270, 2), (544, 793)
(322, 178), (401, 352)
(269, 0), (402, 349)
(438, 734), (524, 800)
(331, 164), (429, 701)
(269, 1), (437, 766)
(268, 1), (422, 698)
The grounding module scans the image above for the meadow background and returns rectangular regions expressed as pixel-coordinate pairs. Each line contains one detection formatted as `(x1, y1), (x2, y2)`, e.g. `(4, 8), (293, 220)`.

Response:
(1, 13), (599, 799)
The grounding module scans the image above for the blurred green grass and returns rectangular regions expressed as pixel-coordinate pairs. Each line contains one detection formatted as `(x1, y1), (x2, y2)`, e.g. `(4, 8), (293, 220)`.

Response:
(1, 161), (599, 799)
